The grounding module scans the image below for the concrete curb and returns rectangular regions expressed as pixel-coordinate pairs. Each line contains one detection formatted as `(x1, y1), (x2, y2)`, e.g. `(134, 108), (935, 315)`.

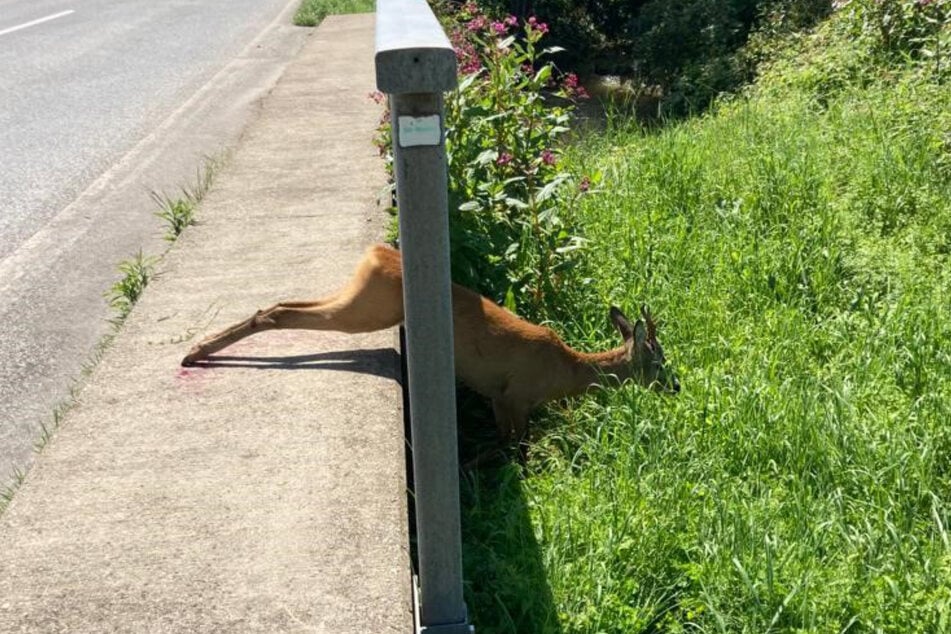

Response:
(0, 14), (411, 633)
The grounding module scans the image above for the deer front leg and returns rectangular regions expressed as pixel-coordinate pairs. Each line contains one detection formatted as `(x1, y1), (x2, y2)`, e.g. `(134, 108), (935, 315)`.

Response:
(491, 397), (531, 445)
(459, 398), (532, 471)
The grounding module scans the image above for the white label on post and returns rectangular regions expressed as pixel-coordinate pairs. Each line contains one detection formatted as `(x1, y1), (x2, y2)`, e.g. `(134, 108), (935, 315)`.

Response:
(398, 115), (441, 147)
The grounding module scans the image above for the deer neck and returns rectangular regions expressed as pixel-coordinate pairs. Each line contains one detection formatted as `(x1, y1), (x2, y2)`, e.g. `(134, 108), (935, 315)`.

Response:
(559, 346), (632, 398)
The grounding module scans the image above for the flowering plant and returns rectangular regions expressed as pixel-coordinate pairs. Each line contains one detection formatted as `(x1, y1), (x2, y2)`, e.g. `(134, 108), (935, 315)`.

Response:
(440, 1), (593, 318)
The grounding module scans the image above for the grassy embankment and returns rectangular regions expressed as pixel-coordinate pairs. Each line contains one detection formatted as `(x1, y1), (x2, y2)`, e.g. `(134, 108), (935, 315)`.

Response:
(293, 0), (374, 26)
(461, 9), (951, 633)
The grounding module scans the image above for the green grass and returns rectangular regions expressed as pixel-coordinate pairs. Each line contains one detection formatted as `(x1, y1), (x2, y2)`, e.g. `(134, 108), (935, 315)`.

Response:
(293, 0), (374, 26)
(153, 196), (195, 242)
(0, 468), (25, 515)
(152, 157), (218, 242)
(113, 157), (219, 320)
(107, 250), (157, 320)
(461, 19), (951, 634)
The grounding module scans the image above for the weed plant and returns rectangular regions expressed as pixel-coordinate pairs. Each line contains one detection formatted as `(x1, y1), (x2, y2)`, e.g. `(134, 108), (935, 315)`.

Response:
(152, 160), (217, 241)
(460, 2), (951, 632)
(0, 468), (25, 515)
(107, 251), (157, 321)
(153, 194), (196, 242)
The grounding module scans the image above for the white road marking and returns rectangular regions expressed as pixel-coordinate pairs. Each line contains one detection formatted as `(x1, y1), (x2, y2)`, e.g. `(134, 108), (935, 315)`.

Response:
(0, 10), (75, 37)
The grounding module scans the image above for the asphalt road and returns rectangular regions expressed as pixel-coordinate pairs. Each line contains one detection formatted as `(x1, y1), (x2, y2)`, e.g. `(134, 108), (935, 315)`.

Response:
(0, 0), (310, 487)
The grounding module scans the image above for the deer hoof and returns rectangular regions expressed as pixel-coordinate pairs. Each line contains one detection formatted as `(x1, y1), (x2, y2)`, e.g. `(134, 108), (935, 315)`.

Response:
(181, 347), (205, 366)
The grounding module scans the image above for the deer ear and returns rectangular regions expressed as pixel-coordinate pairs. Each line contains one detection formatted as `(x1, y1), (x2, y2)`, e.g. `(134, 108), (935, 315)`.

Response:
(609, 306), (635, 341)
(634, 319), (648, 348)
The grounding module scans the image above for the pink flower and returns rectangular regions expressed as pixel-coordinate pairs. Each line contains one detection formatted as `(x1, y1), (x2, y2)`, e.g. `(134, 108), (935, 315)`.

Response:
(367, 91), (385, 105)
(491, 21), (507, 35)
(579, 176), (591, 192)
(561, 73), (590, 99)
(461, 59), (483, 74)
(467, 15), (487, 32)
(454, 39), (482, 75)
(497, 152), (513, 166)
(540, 149), (556, 166)
(505, 15), (518, 26)
(527, 16), (549, 34)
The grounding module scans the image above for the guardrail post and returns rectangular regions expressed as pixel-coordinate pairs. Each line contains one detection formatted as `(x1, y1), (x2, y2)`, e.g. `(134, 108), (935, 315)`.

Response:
(375, 1), (472, 633)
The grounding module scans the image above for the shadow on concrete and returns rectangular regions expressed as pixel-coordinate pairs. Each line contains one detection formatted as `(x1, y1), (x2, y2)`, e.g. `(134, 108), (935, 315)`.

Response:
(193, 348), (401, 382)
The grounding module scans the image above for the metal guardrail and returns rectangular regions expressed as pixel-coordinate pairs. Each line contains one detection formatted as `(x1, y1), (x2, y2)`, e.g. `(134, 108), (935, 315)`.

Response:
(375, 1), (472, 633)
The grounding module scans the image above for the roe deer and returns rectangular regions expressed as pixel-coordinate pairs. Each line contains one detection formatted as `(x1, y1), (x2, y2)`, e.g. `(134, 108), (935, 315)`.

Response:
(182, 244), (679, 443)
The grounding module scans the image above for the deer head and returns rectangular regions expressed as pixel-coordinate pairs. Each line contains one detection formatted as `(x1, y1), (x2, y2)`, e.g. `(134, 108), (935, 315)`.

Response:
(609, 305), (680, 393)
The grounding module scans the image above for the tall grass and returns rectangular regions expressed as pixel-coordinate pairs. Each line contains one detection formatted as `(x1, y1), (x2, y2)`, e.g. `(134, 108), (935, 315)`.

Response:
(462, 35), (951, 634)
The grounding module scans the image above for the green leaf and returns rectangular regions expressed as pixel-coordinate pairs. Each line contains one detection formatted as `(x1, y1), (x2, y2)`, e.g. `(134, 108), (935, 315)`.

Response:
(534, 65), (552, 85)
(497, 35), (516, 50)
(456, 73), (481, 92)
(503, 286), (517, 312)
(535, 173), (569, 203)
(556, 237), (585, 254)
(475, 150), (498, 166)
(537, 205), (560, 224)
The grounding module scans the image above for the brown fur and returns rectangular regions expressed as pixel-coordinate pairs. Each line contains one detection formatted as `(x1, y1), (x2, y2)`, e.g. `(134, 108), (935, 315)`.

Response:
(182, 244), (677, 442)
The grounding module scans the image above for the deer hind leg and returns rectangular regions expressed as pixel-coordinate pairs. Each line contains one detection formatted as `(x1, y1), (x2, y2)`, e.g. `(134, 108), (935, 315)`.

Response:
(182, 255), (404, 365)
(181, 299), (321, 365)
